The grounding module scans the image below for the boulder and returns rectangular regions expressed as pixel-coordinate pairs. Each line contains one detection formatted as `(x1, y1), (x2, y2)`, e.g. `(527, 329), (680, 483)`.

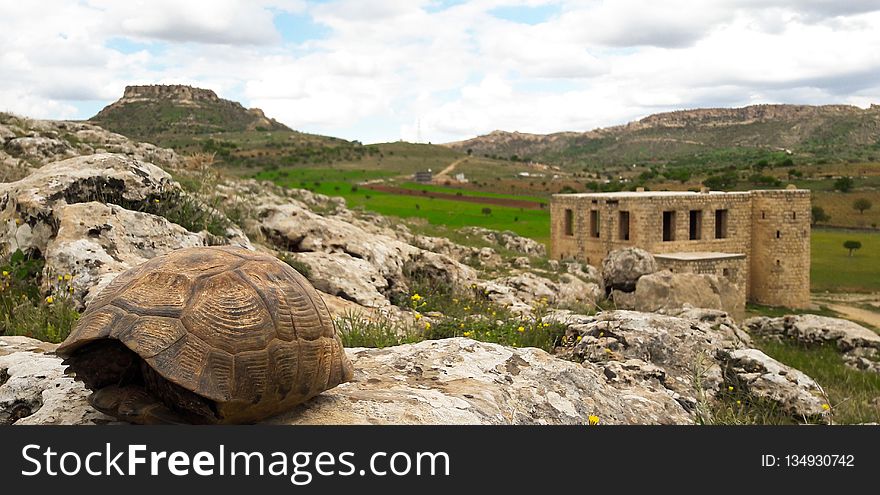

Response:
(1, 336), (691, 425)
(744, 314), (880, 374)
(634, 270), (744, 316)
(717, 348), (829, 418)
(601, 248), (657, 294)
(257, 201), (477, 301)
(43, 202), (251, 308)
(1, 153), (177, 256)
(481, 272), (601, 313)
(556, 310), (748, 410)
(289, 251), (390, 308)
(743, 314), (880, 352)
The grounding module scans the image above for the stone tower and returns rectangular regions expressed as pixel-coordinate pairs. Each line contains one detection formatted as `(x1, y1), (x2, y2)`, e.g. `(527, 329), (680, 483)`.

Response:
(748, 188), (811, 308)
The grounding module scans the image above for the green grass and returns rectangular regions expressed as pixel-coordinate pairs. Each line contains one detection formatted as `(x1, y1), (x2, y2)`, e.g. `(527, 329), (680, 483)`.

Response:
(394, 182), (548, 203)
(1, 250), (79, 343)
(754, 337), (880, 424)
(258, 167), (552, 244)
(811, 228), (880, 292)
(336, 277), (568, 353)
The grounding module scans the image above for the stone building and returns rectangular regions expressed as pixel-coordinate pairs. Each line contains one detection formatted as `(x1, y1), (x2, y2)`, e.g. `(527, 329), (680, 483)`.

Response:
(550, 187), (811, 308)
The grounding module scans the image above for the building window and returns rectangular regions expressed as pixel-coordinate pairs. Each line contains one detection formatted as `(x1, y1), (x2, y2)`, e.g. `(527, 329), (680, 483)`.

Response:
(662, 211), (676, 242)
(792, 211), (796, 220)
(564, 209), (574, 236)
(761, 211), (765, 219)
(715, 209), (728, 239)
(722, 268), (730, 278)
(776, 230), (781, 238)
(589, 210), (600, 238)
(619, 211), (630, 240)
(689, 210), (702, 240)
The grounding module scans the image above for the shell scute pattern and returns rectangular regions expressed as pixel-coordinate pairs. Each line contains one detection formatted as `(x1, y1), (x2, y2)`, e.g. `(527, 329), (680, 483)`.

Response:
(57, 246), (354, 423)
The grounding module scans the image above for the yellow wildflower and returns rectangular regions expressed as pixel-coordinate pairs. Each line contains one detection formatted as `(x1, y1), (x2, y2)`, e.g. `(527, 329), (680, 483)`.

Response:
(463, 331), (472, 337)
(736, 400), (742, 405)
(154, 199), (160, 204)
(517, 326), (525, 333)
(464, 306), (470, 311)
(543, 322), (550, 327)
(414, 312), (422, 320)
(452, 298), (459, 304)
(411, 293), (422, 301)
(822, 403), (830, 411)
(68, 286), (74, 293)
(576, 336), (582, 342)
(58, 275), (63, 281)
(424, 322), (431, 330)
(45, 295), (54, 304)
(728, 386), (734, 392)
(603, 347), (612, 353)
(2, 271), (8, 277)
(64, 274), (72, 281)
(15, 218), (22, 225)
(460, 323), (465, 328)
(588, 415), (600, 425)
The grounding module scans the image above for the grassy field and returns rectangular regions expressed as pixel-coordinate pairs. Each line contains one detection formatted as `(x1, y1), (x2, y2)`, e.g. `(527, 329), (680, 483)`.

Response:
(811, 228), (880, 293)
(755, 338), (880, 424)
(257, 167), (551, 243)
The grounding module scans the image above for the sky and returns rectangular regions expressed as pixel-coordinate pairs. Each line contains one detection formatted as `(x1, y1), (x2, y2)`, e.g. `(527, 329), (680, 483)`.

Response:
(2, 0), (880, 144)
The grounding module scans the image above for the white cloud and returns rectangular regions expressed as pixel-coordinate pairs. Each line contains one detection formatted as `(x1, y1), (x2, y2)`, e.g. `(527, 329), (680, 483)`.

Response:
(1, 0), (880, 143)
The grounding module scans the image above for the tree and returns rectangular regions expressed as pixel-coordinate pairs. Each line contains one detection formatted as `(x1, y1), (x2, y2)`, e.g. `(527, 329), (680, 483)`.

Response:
(811, 206), (830, 225)
(481, 207), (492, 216)
(834, 176), (854, 192)
(843, 240), (862, 257)
(853, 198), (872, 215)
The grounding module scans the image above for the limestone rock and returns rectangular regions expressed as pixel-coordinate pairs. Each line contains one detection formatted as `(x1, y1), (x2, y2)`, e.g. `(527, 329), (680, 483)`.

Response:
(743, 314), (880, 352)
(44, 202), (251, 308)
(457, 226), (547, 257)
(559, 310), (749, 411)
(481, 272), (601, 313)
(0, 337), (111, 425)
(258, 200), (477, 301)
(564, 260), (600, 283)
(272, 338), (691, 425)
(718, 348), (829, 418)
(289, 251), (390, 308)
(1, 336), (691, 425)
(634, 270), (744, 316)
(1, 153), (177, 256)
(601, 248), (657, 293)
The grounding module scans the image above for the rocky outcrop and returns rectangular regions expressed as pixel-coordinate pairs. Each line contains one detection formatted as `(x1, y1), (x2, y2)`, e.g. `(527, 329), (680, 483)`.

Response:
(1, 113), (179, 181)
(744, 315), (880, 373)
(478, 272), (601, 314)
(257, 200), (477, 303)
(0, 337), (112, 425)
(1, 153), (177, 256)
(457, 226), (547, 257)
(1, 154), (251, 307)
(0, 336), (691, 425)
(45, 202), (250, 308)
(601, 248), (657, 294)
(289, 251), (390, 308)
(547, 309), (827, 420)
(718, 348), (828, 417)
(634, 270), (744, 316)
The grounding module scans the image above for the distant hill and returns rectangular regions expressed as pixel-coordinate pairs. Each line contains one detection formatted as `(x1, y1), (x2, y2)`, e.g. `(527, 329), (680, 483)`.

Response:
(90, 85), (291, 141)
(446, 104), (880, 169)
(89, 85), (367, 171)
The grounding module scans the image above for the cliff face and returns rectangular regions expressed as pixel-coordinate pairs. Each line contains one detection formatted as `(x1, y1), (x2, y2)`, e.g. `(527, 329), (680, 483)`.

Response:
(118, 85), (223, 105)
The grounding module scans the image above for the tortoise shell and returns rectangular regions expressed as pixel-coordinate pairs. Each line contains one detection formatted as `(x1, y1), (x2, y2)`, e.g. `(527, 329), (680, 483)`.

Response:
(56, 246), (353, 424)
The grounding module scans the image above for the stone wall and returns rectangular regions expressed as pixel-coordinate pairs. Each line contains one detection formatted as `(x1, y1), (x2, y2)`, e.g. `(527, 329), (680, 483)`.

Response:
(749, 189), (811, 308)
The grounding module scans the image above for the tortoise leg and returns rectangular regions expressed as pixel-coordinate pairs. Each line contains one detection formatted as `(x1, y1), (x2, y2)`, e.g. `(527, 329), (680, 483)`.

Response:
(89, 385), (190, 425)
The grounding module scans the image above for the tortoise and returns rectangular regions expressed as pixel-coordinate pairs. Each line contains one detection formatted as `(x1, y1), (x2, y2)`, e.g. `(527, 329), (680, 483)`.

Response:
(56, 246), (354, 424)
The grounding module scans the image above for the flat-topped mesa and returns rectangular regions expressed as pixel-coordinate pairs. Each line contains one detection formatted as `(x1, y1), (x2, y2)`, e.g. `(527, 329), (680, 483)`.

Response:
(630, 103), (868, 129)
(119, 85), (226, 106)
